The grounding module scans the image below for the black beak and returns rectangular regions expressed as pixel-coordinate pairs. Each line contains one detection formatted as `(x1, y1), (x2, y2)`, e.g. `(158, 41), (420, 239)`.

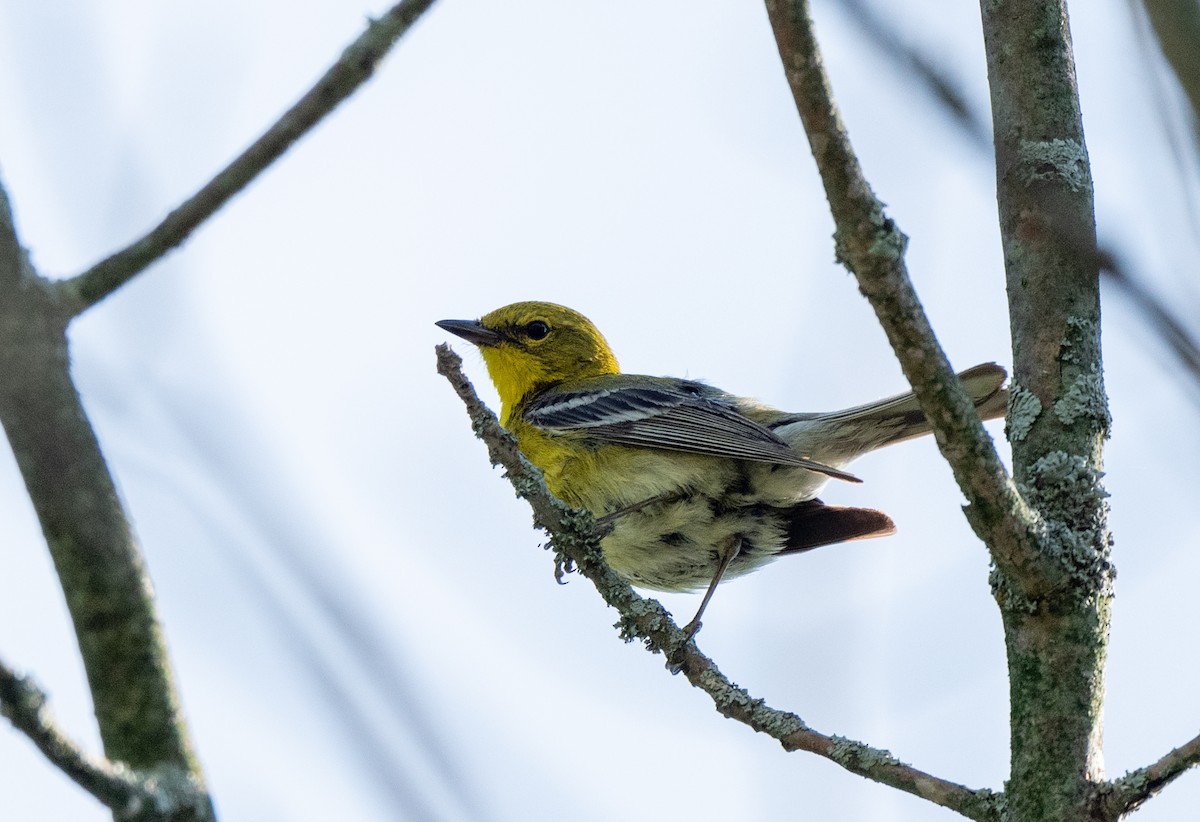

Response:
(435, 319), (503, 347)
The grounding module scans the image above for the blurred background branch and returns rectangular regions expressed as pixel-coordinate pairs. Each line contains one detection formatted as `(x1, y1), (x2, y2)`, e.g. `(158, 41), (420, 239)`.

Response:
(0, 2), (437, 819)
(833, 0), (1200, 402)
(1137, 0), (1200, 131)
(0, 172), (213, 822)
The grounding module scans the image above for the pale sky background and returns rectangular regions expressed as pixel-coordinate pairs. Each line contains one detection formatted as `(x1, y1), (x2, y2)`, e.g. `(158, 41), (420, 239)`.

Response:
(1, 1), (1198, 820)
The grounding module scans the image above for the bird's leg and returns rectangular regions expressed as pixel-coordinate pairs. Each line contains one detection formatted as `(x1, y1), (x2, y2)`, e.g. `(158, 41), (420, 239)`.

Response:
(681, 536), (742, 640)
(595, 491), (686, 533)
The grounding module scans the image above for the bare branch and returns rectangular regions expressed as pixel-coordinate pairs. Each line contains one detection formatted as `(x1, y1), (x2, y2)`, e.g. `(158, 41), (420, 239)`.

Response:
(57, 0), (438, 315)
(1095, 730), (1200, 818)
(0, 659), (209, 820)
(436, 344), (1002, 822)
(761, 0), (1046, 597)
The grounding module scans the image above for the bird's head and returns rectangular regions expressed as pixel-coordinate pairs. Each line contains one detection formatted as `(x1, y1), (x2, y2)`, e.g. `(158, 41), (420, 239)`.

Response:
(437, 301), (620, 418)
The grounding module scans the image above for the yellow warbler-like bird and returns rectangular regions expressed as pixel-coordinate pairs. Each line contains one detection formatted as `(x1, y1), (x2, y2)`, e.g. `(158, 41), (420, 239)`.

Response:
(438, 302), (1006, 633)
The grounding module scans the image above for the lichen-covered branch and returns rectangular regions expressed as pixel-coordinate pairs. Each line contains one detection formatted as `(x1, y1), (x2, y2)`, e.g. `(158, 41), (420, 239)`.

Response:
(0, 660), (208, 821)
(57, 0), (438, 315)
(978, 2), (1113, 821)
(436, 344), (1001, 822)
(1096, 730), (1200, 818)
(761, 0), (1046, 598)
(764, 2), (1120, 819)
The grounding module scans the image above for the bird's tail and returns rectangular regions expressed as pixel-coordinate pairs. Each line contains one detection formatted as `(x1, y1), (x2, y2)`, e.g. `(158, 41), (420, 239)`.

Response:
(773, 363), (1008, 465)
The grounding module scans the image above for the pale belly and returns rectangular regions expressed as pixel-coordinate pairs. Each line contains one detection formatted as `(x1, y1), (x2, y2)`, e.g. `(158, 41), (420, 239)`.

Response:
(548, 445), (834, 593)
(598, 494), (794, 592)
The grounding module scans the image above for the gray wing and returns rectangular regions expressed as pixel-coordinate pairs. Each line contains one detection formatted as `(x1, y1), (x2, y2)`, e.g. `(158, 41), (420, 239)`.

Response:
(524, 378), (860, 483)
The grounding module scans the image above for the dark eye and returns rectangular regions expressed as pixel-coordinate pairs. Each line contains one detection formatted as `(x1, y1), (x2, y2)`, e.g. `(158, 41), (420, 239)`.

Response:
(524, 320), (550, 340)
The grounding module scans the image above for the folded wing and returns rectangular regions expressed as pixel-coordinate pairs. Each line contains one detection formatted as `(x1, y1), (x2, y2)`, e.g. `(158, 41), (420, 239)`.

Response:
(524, 377), (861, 483)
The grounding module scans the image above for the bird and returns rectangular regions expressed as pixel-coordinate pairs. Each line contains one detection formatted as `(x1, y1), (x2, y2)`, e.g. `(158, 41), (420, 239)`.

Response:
(437, 301), (1007, 635)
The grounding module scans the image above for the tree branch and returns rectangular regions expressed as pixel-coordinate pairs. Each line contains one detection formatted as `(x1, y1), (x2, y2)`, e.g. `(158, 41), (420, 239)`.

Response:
(436, 344), (1002, 822)
(1095, 730), (1200, 818)
(761, 0), (1047, 597)
(978, 2), (1114, 819)
(0, 659), (209, 821)
(2, 5), (438, 813)
(1, 175), (212, 820)
(57, 0), (438, 315)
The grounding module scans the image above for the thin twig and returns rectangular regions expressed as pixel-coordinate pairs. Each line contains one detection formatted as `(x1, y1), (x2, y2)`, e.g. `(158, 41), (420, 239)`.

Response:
(761, 0), (1046, 597)
(58, 0), (438, 315)
(0, 659), (208, 820)
(435, 344), (1002, 822)
(1095, 730), (1200, 818)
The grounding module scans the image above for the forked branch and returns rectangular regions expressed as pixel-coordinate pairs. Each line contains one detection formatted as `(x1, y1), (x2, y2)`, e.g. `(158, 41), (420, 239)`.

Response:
(0, 660), (208, 820)
(761, 0), (1045, 598)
